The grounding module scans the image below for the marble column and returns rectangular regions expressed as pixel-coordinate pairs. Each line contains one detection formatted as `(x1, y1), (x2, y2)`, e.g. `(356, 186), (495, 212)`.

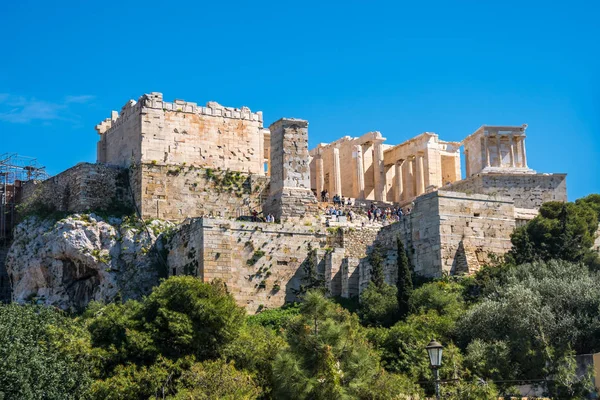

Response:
(407, 157), (415, 199)
(395, 160), (404, 203)
(315, 154), (324, 199)
(373, 140), (386, 201)
(333, 147), (342, 196)
(354, 145), (365, 199)
(496, 136), (502, 167)
(520, 137), (528, 168)
(484, 135), (491, 168)
(509, 136), (516, 168)
(415, 154), (425, 196)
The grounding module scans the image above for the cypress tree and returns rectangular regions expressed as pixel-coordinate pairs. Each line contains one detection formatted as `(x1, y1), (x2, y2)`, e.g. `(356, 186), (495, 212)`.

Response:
(369, 245), (385, 288)
(396, 237), (412, 319)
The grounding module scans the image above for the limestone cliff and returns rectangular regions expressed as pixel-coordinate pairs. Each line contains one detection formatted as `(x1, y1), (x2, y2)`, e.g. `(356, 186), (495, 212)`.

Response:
(6, 214), (173, 310)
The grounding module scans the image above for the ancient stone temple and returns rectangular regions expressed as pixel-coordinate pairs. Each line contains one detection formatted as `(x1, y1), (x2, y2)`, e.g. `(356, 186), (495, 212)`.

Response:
(447, 124), (566, 213)
(463, 124), (533, 176)
(309, 131), (462, 205)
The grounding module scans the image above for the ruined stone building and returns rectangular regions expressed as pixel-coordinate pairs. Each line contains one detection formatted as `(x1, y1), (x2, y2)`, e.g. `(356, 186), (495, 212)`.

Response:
(9, 92), (571, 312)
(309, 131), (462, 204)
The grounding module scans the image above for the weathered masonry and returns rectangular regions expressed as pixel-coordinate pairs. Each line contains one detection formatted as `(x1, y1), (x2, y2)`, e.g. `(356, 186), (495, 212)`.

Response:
(463, 124), (532, 176)
(95, 92), (270, 175)
(309, 131), (462, 205)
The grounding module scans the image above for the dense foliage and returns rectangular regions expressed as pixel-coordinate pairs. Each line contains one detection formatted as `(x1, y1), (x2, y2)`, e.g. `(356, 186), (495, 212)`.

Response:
(0, 304), (93, 399)
(1, 194), (599, 399)
(508, 194), (600, 269)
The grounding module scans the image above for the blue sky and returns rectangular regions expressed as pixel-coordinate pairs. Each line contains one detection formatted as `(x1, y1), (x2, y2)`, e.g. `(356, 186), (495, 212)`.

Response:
(1, 0), (598, 200)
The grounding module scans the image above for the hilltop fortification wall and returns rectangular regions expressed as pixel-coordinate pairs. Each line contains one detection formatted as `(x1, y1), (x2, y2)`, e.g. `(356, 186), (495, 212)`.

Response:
(445, 173), (567, 210)
(96, 93), (267, 175)
(19, 163), (132, 215)
(129, 163), (269, 221)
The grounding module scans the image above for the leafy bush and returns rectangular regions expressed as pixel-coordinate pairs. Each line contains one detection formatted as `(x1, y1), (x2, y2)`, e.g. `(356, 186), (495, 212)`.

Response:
(0, 304), (93, 400)
(359, 282), (399, 327)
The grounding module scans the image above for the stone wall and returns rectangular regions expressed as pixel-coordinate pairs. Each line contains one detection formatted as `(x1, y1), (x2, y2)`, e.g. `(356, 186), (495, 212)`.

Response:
(19, 163), (132, 216)
(367, 191), (515, 278)
(373, 193), (442, 277)
(168, 218), (330, 313)
(437, 191), (515, 274)
(129, 163), (269, 222)
(0, 245), (11, 303)
(445, 173), (567, 210)
(263, 119), (318, 221)
(97, 93), (266, 175)
(98, 101), (143, 167)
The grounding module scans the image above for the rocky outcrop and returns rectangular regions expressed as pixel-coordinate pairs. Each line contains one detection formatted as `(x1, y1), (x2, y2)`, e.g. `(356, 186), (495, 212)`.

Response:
(6, 214), (173, 310)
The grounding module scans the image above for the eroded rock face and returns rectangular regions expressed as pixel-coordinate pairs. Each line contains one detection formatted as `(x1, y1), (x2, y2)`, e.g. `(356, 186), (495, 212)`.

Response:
(6, 214), (173, 310)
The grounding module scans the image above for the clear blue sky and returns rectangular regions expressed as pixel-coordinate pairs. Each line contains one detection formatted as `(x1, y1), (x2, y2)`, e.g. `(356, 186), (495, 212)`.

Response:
(1, 0), (598, 200)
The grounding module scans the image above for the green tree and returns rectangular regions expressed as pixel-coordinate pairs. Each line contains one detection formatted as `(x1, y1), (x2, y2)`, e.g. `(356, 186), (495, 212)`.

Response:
(508, 200), (599, 266)
(246, 303), (301, 331)
(140, 276), (246, 360)
(457, 260), (600, 380)
(169, 359), (262, 400)
(0, 304), (93, 400)
(369, 245), (385, 288)
(439, 378), (499, 400)
(272, 291), (421, 399)
(547, 349), (598, 400)
(369, 281), (466, 388)
(86, 276), (248, 397)
(84, 300), (157, 373)
(223, 323), (287, 397)
(90, 356), (190, 400)
(359, 282), (399, 327)
(396, 237), (412, 319)
(575, 193), (600, 219)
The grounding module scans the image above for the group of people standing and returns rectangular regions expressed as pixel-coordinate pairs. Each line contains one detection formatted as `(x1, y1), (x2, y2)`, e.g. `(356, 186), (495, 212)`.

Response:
(320, 190), (353, 206)
(325, 206), (355, 222)
(251, 209), (276, 223)
(366, 204), (410, 223)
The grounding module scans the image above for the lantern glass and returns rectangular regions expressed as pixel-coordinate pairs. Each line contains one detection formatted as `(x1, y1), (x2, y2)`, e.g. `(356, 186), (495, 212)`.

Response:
(426, 339), (443, 368)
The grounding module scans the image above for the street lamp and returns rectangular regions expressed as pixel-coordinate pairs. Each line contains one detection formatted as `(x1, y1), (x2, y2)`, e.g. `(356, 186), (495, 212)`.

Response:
(426, 339), (443, 400)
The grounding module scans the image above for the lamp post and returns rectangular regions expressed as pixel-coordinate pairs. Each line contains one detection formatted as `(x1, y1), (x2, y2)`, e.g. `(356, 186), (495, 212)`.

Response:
(426, 339), (443, 400)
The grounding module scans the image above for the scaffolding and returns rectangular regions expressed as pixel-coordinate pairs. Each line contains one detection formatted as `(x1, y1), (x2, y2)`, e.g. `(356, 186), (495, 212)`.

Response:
(0, 153), (50, 244)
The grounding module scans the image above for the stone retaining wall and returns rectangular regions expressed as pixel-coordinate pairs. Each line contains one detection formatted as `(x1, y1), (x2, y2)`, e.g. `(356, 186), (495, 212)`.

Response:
(130, 163), (269, 222)
(445, 173), (567, 210)
(19, 163), (132, 216)
(0, 245), (11, 303)
(168, 218), (330, 313)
